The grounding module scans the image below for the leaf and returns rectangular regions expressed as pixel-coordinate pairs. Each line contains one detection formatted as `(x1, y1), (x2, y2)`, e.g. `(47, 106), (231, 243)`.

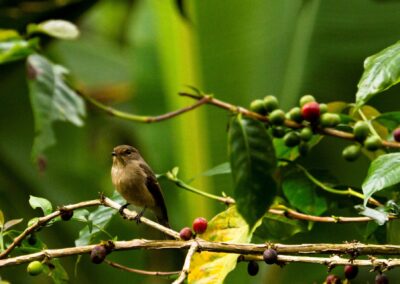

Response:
(28, 20), (79, 40)
(188, 206), (249, 284)
(75, 192), (123, 246)
(362, 153), (400, 205)
(45, 259), (69, 284)
(29, 195), (53, 215)
(0, 210), (4, 227)
(355, 41), (400, 109)
(374, 112), (400, 132)
(355, 205), (388, 226)
(282, 168), (328, 216)
(71, 209), (90, 222)
(274, 134), (323, 160)
(0, 36), (38, 64)
(201, 162), (231, 177)
(26, 54), (86, 159)
(228, 115), (277, 228)
(3, 219), (23, 231)
(253, 212), (308, 241)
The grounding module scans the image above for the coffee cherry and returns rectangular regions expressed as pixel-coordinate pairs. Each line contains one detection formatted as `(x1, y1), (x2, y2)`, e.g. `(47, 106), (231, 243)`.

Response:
(269, 109), (286, 126)
(353, 121), (370, 142)
(299, 94), (316, 107)
(393, 128), (400, 142)
(263, 248), (278, 265)
(27, 234), (37, 246)
(344, 265), (358, 280)
(179, 227), (193, 240)
(320, 113), (341, 127)
(300, 127), (313, 141)
(283, 132), (300, 147)
(298, 142), (309, 156)
(301, 102), (320, 122)
(365, 135), (382, 151)
(325, 274), (341, 284)
(272, 126), (286, 138)
(60, 210), (73, 221)
(90, 245), (107, 264)
(250, 99), (267, 115)
(288, 107), (303, 123)
(375, 273), (389, 284)
(342, 144), (361, 162)
(193, 217), (208, 234)
(27, 261), (43, 276)
(319, 103), (328, 114)
(247, 261), (259, 276)
(263, 95), (279, 112)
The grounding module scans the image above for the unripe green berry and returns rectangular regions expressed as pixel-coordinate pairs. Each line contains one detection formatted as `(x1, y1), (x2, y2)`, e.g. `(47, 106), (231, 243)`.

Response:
(263, 95), (279, 112)
(320, 113), (341, 127)
(342, 144), (361, 162)
(364, 135), (382, 151)
(27, 261), (43, 276)
(250, 99), (267, 115)
(353, 121), (370, 142)
(288, 107), (303, 123)
(269, 109), (286, 126)
(283, 131), (300, 147)
(271, 126), (286, 138)
(299, 127), (313, 141)
(319, 103), (328, 114)
(299, 94), (316, 107)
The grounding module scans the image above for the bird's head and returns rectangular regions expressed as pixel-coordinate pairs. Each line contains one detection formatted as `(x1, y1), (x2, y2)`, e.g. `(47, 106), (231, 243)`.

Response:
(112, 145), (141, 166)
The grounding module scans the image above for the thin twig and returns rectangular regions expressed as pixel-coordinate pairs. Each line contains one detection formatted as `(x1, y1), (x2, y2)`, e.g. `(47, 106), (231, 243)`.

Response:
(173, 242), (199, 284)
(0, 199), (102, 259)
(104, 259), (180, 276)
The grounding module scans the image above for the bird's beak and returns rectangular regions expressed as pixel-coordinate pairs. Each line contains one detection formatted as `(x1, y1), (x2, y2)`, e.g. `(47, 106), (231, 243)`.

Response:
(112, 151), (116, 157)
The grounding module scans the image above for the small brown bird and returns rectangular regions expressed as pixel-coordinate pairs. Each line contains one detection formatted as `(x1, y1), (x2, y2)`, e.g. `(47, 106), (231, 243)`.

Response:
(111, 145), (170, 228)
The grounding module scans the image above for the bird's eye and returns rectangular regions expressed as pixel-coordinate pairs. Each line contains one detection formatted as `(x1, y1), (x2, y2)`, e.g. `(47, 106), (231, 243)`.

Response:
(124, 150), (132, 155)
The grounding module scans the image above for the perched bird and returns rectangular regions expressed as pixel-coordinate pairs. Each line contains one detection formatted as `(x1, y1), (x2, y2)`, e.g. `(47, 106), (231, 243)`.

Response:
(111, 145), (170, 229)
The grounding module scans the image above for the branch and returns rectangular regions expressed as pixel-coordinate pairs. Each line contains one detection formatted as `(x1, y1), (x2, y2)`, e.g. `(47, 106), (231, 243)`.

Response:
(2, 239), (400, 268)
(104, 259), (180, 277)
(173, 242), (199, 284)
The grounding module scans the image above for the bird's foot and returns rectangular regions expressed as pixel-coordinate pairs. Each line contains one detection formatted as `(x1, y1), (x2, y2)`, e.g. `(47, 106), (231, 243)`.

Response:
(118, 203), (130, 219)
(133, 207), (146, 224)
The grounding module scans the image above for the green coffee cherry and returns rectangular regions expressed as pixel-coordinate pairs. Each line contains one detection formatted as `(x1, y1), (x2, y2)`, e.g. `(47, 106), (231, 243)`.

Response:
(298, 142), (309, 156)
(364, 135), (382, 151)
(319, 103), (328, 114)
(288, 107), (303, 123)
(272, 126), (286, 138)
(284, 131), (300, 147)
(269, 109), (286, 125)
(353, 121), (370, 142)
(299, 95), (316, 107)
(299, 127), (313, 141)
(27, 261), (43, 276)
(250, 99), (267, 115)
(263, 95), (279, 112)
(320, 113), (341, 127)
(342, 144), (361, 162)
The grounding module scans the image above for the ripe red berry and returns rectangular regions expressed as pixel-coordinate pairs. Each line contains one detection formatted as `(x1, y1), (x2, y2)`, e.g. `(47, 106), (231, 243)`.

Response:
(393, 128), (400, 142)
(263, 248), (278, 265)
(90, 245), (107, 264)
(301, 102), (320, 122)
(344, 265), (358, 280)
(325, 274), (342, 284)
(193, 217), (208, 234)
(179, 227), (193, 240)
(375, 273), (389, 284)
(247, 261), (259, 276)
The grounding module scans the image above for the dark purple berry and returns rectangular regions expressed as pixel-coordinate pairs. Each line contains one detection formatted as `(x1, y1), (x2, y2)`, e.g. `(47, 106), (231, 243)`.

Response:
(344, 265), (358, 280)
(90, 245), (107, 264)
(179, 227), (193, 240)
(60, 210), (73, 221)
(393, 128), (400, 142)
(263, 248), (278, 265)
(375, 273), (389, 284)
(325, 274), (341, 284)
(247, 260), (259, 276)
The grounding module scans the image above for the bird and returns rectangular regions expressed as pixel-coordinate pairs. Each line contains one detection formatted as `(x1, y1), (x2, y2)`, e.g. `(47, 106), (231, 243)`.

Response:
(111, 145), (170, 229)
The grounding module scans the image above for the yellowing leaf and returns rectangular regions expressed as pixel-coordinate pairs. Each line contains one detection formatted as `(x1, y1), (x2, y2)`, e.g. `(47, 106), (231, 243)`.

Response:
(188, 206), (249, 284)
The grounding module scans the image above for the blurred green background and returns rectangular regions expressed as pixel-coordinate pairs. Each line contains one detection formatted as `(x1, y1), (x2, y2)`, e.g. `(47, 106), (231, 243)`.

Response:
(1, 0), (400, 283)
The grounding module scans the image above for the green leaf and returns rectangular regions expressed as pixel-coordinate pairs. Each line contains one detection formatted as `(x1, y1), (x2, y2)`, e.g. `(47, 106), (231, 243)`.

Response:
(75, 192), (123, 246)
(29, 195), (53, 215)
(0, 210), (4, 227)
(253, 212), (308, 241)
(3, 219), (23, 231)
(355, 41), (400, 108)
(274, 134), (323, 160)
(201, 162), (231, 177)
(282, 168), (328, 216)
(374, 112), (400, 132)
(355, 205), (388, 226)
(188, 206), (249, 284)
(362, 153), (400, 205)
(0, 35), (38, 64)
(27, 20), (79, 40)
(26, 54), (86, 159)
(228, 114), (277, 228)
